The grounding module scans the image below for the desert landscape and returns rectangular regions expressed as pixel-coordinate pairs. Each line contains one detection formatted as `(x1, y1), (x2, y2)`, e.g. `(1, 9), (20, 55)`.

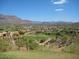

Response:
(0, 15), (79, 59)
(0, 0), (79, 59)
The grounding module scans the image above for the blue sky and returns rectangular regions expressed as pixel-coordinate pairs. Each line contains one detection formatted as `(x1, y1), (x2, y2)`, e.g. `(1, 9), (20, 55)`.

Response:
(0, 0), (79, 22)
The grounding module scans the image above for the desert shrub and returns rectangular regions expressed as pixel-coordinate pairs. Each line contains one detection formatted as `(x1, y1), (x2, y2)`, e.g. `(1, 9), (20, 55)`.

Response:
(0, 38), (10, 52)
(21, 35), (38, 50)
(16, 34), (49, 50)
(63, 42), (79, 54)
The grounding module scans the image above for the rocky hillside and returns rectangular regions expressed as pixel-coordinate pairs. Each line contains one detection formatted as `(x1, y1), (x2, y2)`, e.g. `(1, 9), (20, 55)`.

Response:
(0, 15), (32, 24)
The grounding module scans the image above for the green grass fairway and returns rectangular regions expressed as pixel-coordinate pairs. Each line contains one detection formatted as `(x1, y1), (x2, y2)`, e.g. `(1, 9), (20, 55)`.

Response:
(0, 51), (79, 59)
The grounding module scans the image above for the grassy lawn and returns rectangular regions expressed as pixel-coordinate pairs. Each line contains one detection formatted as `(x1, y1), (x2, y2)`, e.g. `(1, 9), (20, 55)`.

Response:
(0, 51), (79, 59)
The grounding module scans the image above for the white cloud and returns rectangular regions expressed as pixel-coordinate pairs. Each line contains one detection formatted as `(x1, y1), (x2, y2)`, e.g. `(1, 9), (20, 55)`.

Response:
(53, 0), (66, 5)
(55, 8), (64, 11)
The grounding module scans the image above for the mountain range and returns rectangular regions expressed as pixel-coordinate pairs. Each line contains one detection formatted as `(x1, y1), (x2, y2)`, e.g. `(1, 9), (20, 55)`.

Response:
(0, 14), (77, 25)
(0, 14), (32, 24)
